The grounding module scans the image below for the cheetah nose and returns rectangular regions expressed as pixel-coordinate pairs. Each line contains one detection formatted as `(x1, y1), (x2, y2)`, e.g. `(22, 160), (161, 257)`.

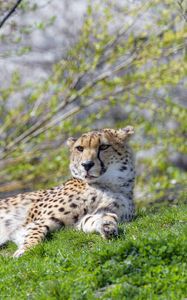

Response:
(81, 160), (95, 171)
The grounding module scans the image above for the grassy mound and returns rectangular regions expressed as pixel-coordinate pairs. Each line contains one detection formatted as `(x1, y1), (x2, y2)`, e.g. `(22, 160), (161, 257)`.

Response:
(0, 204), (187, 299)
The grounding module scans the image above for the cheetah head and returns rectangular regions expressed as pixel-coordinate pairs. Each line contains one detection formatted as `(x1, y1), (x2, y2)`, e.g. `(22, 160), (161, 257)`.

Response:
(67, 126), (134, 183)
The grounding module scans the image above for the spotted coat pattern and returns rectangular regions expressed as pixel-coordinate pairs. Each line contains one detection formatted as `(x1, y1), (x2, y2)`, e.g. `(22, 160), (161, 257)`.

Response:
(0, 126), (135, 257)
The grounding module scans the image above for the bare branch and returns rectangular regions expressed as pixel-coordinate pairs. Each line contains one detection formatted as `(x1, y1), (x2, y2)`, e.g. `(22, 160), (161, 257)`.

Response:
(0, 82), (137, 161)
(0, 54), (136, 158)
(0, 0), (23, 29)
(96, 0), (154, 68)
(177, 0), (187, 22)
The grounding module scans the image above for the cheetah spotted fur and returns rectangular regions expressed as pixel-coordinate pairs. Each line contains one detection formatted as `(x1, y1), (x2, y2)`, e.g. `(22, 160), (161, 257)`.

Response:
(0, 126), (135, 257)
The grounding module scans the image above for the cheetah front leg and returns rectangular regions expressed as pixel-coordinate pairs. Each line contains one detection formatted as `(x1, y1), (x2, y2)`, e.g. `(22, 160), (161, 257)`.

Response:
(77, 212), (118, 239)
(13, 221), (49, 258)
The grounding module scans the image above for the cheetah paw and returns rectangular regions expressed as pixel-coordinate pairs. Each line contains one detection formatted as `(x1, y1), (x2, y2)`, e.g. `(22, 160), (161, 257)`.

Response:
(101, 221), (118, 239)
(13, 249), (25, 258)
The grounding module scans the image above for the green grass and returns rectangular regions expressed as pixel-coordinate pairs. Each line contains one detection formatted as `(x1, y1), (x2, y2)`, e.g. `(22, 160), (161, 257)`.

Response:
(0, 204), (187, 300)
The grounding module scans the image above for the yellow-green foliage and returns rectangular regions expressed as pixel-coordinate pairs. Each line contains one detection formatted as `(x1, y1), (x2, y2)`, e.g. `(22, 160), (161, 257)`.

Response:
(0, 1), (186, 204)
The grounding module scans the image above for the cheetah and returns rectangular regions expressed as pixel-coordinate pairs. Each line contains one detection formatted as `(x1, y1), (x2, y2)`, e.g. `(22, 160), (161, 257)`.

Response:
(0, 126), (135, 257)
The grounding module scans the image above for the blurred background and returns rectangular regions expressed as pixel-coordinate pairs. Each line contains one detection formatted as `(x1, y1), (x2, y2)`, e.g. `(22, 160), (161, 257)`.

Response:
(0, 0), (186, 206)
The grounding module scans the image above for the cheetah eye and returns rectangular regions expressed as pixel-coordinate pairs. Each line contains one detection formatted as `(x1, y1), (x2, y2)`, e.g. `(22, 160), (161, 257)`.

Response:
(99, 144), (111, 151)
(76, 146), (84, 152)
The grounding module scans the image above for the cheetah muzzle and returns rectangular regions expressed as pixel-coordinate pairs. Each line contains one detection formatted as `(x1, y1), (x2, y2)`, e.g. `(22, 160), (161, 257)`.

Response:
(0, 126), (135, 257)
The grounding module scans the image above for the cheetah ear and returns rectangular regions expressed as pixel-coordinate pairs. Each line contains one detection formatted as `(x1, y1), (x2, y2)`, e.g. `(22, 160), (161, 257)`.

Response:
(118, 126), (134, 141)
(67, 137), (77, 148)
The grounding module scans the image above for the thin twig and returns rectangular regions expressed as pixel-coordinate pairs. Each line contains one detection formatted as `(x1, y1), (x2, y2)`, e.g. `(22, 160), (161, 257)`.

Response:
(0, 84), (136, 161)
(20, 83), (136, 141)
(177, 0), (187, 22)
(96, 0), (154, 68)
(0, 0), (23, 29)
(0, 55), (135, 157)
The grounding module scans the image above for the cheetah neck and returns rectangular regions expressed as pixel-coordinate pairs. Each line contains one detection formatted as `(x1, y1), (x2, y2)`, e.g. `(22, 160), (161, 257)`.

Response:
(88, 161), (135, 194)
